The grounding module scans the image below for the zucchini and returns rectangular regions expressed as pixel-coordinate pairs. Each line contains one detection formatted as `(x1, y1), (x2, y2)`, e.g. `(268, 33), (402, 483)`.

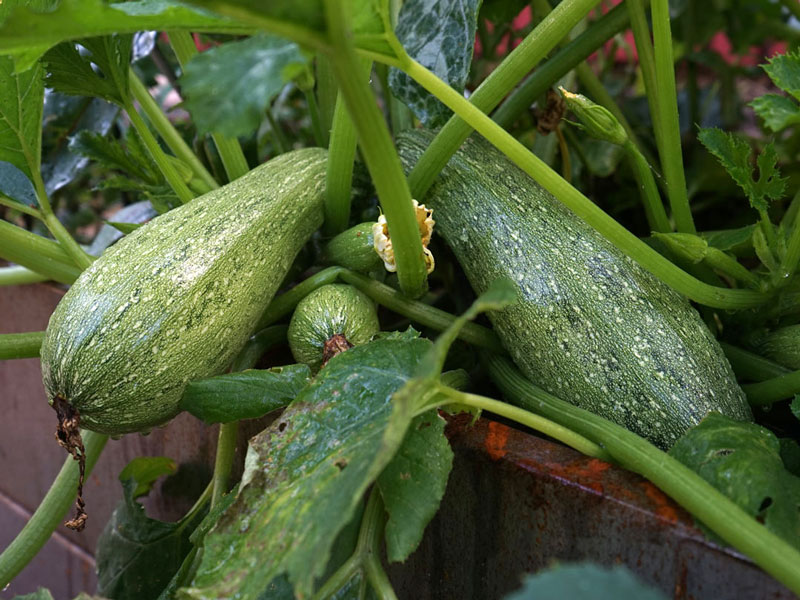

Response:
(398, 131), (751, 450)
(322, 222), (383, 274)
(41, 148), (327, 435)
(288, 283), (379, 371)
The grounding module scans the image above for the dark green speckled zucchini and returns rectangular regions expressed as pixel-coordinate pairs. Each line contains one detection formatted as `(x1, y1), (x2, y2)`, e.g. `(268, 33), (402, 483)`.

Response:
(41, 148), (327, 435)
(398, 131), (752, 450)
(288, 283), (380, 372)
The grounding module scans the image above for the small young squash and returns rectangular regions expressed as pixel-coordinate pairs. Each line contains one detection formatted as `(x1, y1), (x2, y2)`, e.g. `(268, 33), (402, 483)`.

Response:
(287, 284), (380, 371)
(398, 131), (751, 450)
(41, 148), (327, 435)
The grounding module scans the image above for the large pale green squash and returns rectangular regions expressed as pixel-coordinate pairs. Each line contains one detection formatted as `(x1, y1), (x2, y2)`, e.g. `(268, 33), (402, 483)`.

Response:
(399, 131), (751, 450)
(41, 148), (327, 435)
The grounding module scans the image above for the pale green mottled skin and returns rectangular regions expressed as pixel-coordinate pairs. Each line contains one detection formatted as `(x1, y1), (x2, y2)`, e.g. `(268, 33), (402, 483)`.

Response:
(41, 149), (327, 435)
(399, 132), (752, 450)
(287, 284), (380, 372)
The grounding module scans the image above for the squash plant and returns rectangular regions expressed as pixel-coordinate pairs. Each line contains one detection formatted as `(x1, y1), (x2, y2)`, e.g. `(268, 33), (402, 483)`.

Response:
(2, 0), (800, 598)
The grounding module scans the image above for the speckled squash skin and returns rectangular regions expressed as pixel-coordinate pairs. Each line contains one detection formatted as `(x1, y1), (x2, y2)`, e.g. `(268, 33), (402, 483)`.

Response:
(287, 284), (379, 371)
(41, 148), (327, 435)
(399, 131), (751, 450)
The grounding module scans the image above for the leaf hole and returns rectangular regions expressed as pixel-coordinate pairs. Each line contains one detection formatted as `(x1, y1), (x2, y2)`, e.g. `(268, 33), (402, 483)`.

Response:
(278, 422), (287, 432)
(712, 448), (734, 458)
(759, 497), (773, 513)
(334, 458), (348, 471)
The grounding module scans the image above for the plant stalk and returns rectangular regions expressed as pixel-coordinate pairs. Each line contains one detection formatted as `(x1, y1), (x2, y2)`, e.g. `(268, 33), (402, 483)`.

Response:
(0, 431), (108, 588)
(0, 266), (49, 286)
(129, 70), (220, 190)
(0, 331), (45, 360)
(124, 99), (194, 204)
(324, 0), (428, 298)
(167, 31), (250, 181)
(487, 356), (800, 596)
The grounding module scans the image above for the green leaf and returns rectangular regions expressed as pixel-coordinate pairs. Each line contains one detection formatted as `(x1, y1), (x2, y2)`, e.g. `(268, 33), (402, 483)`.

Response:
(504, 563), (667, 600)
(41, 92), (120, 195)
(0, 161), (37, 206)
(378, 410), (453, 562)
(0, 0), (253, 70)
(71, 128), (162, 184)
(750, 94), (800, 132)
(480, 0), (528, 25)
(781, 437), (800, 478)
(698, 127), (787, 212)
(388, 0), (480, 127)
(107, 221), (143, 235)
(668, 413), (800, 551)
(0, 56), (44, 181)
(10, 590), (54, 600)
(97, 458), (205, 600)
(180, 333), (430, 599)
(179, 364), (311, 424)
(701, 225), (755, 253)
(44, 35), (132, 105)
(118, 456), (178, 499)
(792, 395), (800, 421)
(179, 34), (308, 137)
(763, 50), (800, 103)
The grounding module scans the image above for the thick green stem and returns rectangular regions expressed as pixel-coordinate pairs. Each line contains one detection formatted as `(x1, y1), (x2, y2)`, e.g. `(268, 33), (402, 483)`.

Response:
(398, 58), (767, 309)
(720, 342), (790, 383)
(625, 141), (670, 233)
(409, 0), (603, 197)
(316, 55), (338, 145)
(129, 70), (220, 190)
(0, 431), (108, 588)
(324, 1), (427, 298)
(436, 385), (612, 461)
(742, 371), (800, 407)
(0, 265), (48, 286)
(360, 493), (397, 600)
(29, 169), (93, 271)
(649, 0), (694, 233)
(324, 60), (371, 235)
(304, 89), (327, 148)
(0, 331), (45, 359)
(211, 422), (238, 508)
(0, 220), (84, 284)
(487, 356), (800, 596)
(257, 267), (504, 352)
(627, 0), (664, 164)
(493, 2), (637, 130)
(0, 194), (42, 219)
(168, 31), (249, 181)
(124, 99), (194, 204)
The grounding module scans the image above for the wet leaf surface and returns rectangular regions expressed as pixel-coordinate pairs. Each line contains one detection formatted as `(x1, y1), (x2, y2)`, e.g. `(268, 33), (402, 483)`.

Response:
(669, 413), (800, 550)
(180, 332), (430, 599)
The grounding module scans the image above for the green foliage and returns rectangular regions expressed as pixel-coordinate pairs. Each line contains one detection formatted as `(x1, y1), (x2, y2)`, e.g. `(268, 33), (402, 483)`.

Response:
(697, 128), (786, 212)
(0, 56), (44, 182)
(504, 563), (667, 600)
(0, 162), (37, 205)
(750, 94), (800, 132)
(763, 50), (800, 102)
(180, 333), (430, 599)
(377, 410), (452, 562)
(180, 34), (308, 137)
(179, 365), (311, 424)
(669, 413), (800, 550)
(96, 457), (206, 600)
(388, 0), (481, 127)
(43, 35), (132, 106)
(0, 0), (251, 70)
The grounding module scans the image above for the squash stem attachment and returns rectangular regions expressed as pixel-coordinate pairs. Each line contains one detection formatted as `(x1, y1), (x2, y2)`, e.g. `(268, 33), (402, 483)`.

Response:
(52, 395), (87, 531)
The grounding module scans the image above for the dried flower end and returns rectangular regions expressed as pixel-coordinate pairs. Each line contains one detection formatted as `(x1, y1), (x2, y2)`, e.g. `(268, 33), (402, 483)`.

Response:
(373, 200), (435, 274)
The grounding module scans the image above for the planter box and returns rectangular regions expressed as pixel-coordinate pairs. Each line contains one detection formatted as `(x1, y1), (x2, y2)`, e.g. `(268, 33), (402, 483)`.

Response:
(389, 415), (795, 600)
(1, 284), (795, 599)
